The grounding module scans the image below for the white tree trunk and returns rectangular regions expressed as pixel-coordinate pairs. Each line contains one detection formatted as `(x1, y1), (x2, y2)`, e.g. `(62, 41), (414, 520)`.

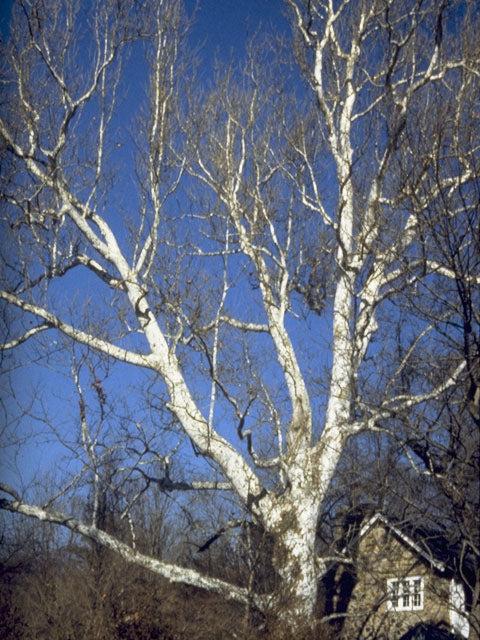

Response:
(266, 504), (319, 633)
(262, 454), (321, 630)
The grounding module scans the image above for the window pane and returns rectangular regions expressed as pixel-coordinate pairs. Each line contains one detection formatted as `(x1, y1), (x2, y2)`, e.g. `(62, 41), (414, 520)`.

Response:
(390, 581), (399, 607)
(412, 579), (422, 608)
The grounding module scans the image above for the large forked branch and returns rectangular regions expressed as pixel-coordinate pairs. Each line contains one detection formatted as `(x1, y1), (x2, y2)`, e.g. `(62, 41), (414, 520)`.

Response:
(0, 487), (262, 609)
(2, 107), (267, 511)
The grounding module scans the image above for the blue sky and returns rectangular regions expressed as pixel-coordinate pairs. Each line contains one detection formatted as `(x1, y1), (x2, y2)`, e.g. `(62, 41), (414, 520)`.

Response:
(0, 1), (14, 43)
(185, 0), (286, 62)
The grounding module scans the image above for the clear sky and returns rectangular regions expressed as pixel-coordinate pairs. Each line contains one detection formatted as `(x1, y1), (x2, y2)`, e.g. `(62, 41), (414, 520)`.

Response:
(185, 0), (287, 63)
(0, 0), (13, 41)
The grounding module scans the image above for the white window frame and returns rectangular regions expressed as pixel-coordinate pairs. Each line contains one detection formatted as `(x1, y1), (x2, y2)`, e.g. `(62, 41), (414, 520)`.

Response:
(387, 576), (424, 611)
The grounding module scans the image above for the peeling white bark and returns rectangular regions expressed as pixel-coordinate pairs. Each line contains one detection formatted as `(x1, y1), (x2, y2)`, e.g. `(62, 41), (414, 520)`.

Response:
(271, 501), (319, 622)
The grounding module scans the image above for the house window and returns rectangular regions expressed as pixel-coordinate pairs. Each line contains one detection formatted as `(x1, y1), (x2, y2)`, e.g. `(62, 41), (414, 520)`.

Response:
(387, 577), (424, 611)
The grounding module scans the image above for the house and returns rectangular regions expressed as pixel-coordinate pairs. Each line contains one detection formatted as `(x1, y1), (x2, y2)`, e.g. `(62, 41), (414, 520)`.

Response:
(323, 513), (472, 639)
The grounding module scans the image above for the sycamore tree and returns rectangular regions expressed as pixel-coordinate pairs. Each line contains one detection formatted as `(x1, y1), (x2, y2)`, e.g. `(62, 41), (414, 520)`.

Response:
(1, 0), (479, 633)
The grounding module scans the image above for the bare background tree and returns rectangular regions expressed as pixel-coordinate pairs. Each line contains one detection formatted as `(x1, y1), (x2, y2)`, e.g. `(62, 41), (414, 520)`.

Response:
(1, 0), (479, 636)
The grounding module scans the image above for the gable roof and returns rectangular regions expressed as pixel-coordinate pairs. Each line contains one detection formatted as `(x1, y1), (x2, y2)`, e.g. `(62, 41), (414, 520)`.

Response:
(332, 510), (475, 581)
(357, 513), (447, 573)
